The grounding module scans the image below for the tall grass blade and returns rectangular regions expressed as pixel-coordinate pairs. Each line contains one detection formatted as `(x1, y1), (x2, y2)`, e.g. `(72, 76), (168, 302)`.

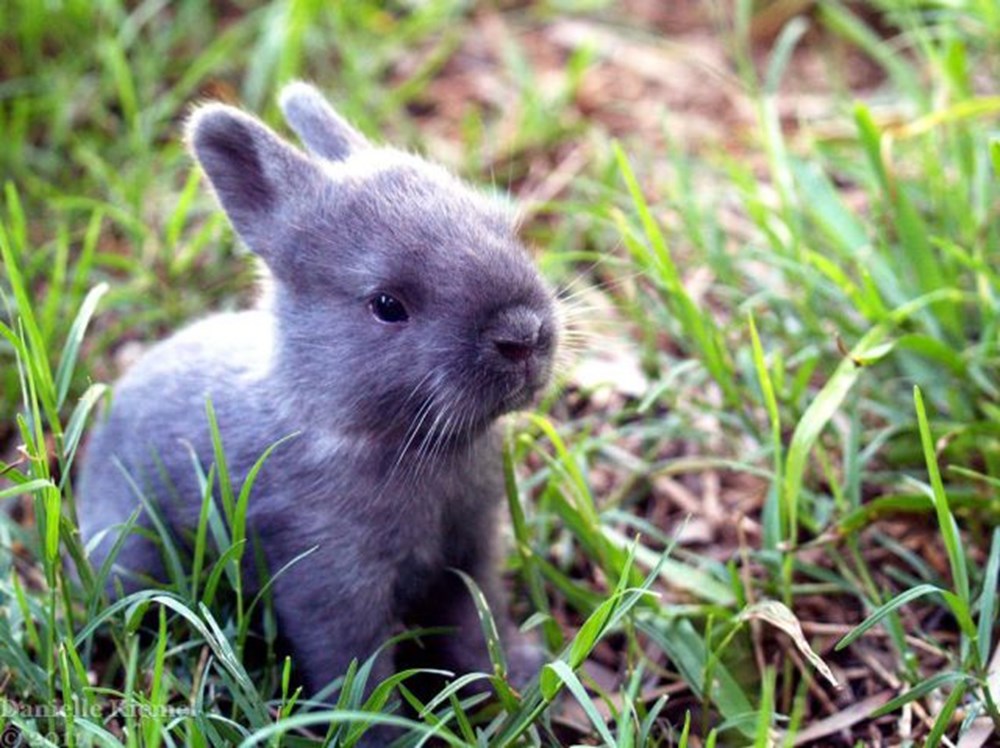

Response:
(54, 282), (108, 409)
(914, 386), (970, 604)
(977, 527), (1000, 666)
(784, 326), (894, 545)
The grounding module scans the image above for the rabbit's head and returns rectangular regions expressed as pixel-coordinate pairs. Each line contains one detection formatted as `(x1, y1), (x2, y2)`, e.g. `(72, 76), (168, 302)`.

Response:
(187, 83), (557, 450)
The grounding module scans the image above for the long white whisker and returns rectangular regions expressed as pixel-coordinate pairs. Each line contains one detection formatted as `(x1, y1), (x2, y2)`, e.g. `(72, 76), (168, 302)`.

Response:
(373, 371), (446, 501)
(392, 391), (437, 474)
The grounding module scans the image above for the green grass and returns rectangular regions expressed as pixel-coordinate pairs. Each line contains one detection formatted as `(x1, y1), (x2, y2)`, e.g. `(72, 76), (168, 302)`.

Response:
(2, 0), (1000, 744)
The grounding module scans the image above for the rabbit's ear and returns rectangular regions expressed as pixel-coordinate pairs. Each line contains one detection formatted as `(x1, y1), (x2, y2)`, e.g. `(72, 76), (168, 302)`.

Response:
(279, 81), (370, 161)
(187, 103), (325, 261)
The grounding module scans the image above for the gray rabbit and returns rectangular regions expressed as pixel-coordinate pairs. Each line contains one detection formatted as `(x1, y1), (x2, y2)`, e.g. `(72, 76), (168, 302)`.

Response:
(78, 83), (556, 704)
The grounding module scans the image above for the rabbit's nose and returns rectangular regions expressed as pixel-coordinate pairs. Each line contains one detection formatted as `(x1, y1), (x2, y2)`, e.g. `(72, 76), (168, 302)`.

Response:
(489, 308), (543, 362)
(495, 338), (535, 362)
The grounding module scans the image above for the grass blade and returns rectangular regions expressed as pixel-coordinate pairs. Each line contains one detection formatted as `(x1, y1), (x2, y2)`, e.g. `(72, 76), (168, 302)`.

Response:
(836, 584), (942, 650)
(784, 326), (895, 545)
(54, 282), (108, 410)
(914, 386), (970, 604)
(977, 528), (1000, 666)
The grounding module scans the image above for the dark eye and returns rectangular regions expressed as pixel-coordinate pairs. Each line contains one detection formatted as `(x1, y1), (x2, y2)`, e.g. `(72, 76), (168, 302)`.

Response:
(370, 293), (409, 324)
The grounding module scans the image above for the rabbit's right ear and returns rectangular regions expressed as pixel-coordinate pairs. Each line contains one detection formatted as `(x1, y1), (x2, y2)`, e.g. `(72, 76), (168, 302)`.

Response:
(279, 82), (370, 161)
(187, 103), (325, 262)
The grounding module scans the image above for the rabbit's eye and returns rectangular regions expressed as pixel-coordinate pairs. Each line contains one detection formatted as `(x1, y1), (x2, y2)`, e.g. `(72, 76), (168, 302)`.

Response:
(370, 293), (409, 324)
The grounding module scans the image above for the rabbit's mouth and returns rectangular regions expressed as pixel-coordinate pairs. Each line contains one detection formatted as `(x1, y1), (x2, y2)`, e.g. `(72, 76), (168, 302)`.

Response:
(392, 362), (549, 457)
(490, 357), (552, 416)
(495, 387), (530, 416)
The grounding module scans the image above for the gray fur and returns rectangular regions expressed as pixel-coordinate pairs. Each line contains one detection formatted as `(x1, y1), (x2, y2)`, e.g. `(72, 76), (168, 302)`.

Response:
(78, 84), (556, 706)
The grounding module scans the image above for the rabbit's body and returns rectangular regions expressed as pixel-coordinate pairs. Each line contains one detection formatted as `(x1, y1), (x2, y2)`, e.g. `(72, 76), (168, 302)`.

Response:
(78, 84), (555, 699)
(79, 311), (278, 567)
(81, 307), (507, 685)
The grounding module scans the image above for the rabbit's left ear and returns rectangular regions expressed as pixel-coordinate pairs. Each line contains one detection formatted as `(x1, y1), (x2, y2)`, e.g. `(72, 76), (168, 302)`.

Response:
(279, 82), (371, 161)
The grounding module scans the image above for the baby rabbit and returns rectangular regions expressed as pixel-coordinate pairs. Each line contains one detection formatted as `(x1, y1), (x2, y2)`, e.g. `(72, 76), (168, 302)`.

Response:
(78, 83), (556, 701)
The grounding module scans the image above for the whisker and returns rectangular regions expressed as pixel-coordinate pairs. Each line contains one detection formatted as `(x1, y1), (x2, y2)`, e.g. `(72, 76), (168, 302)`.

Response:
(556, 277), (629, 306)
(392, 392), (436, 473)
(373, 371), (447, 500)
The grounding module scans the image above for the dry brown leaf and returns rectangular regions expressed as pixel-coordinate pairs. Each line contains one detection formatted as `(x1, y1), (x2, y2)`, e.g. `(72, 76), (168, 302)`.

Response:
(738, 599), (838, 687)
